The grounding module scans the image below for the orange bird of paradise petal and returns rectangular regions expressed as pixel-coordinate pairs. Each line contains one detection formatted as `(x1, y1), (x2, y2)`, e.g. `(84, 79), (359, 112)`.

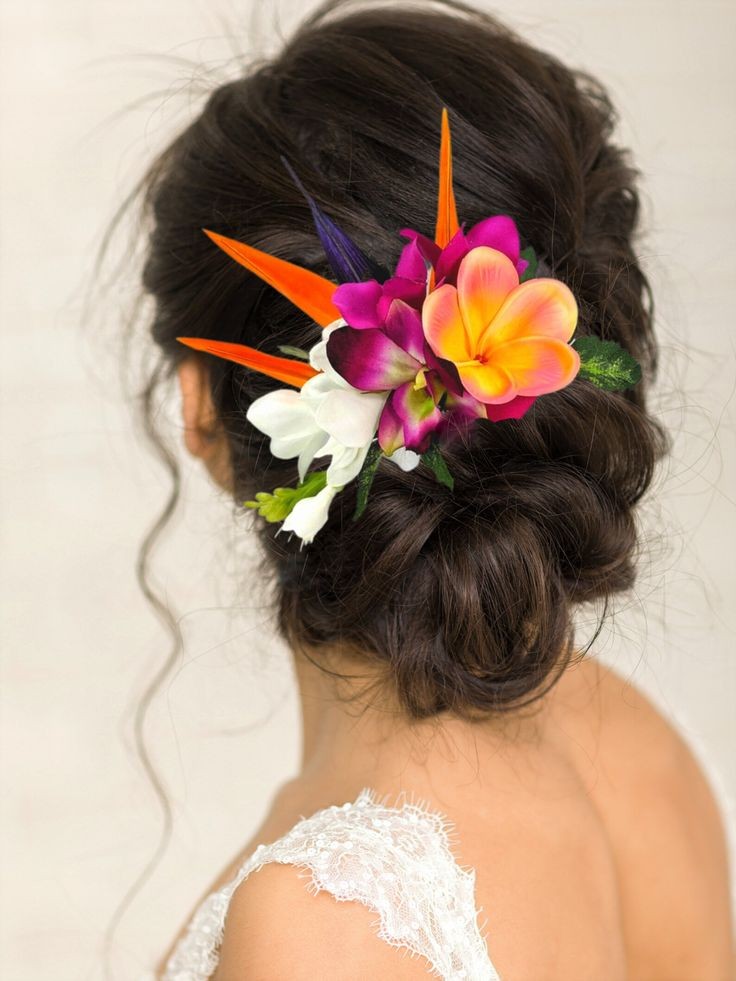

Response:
(429, 107), (461, 292)
(201, 228), (342, 328)
(176, 337), (318, 388)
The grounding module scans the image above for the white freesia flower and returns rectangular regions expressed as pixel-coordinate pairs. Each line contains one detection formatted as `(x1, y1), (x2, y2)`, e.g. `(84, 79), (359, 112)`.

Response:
(280, 483), (340, 544)
(387, 446), (421, 471)
(245, 319), (421, 542)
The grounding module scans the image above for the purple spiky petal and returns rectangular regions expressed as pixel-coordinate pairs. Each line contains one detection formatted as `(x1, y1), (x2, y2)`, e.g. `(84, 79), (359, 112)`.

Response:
(280, 155), (374, 284)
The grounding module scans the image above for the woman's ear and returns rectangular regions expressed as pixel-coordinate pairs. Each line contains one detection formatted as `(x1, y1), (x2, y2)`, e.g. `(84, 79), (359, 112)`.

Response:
(177, 357), (233, 492)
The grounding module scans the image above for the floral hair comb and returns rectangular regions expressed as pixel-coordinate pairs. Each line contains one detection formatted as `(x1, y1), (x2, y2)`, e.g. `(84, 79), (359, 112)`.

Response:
(177, 108), (641, 544)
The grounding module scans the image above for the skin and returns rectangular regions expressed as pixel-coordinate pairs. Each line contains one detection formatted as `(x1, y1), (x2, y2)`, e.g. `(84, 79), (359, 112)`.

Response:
(162, 356), (735, 979)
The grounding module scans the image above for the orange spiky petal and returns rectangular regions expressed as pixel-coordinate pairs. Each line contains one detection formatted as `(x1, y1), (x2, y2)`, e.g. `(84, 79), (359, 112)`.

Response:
(202, 228), (342, 328)
(176, 337), (318, 388)
(434, 107), (460, 250)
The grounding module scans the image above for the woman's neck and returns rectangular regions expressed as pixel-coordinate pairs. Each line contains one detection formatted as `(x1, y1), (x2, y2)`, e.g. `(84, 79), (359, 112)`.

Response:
(289, 644), (558, 805)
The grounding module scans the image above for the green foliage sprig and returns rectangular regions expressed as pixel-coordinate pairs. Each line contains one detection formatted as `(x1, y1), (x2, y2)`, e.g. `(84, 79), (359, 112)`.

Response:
(244, 470), (327, 523)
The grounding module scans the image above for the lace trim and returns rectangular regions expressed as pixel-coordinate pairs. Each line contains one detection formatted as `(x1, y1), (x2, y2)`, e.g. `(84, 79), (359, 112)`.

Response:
(161, 787), (500, 981)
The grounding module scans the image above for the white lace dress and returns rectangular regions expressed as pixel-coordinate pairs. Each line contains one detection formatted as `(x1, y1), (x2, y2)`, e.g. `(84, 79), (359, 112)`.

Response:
(146, 722), (736, 981)
(157, 787), (500, 981)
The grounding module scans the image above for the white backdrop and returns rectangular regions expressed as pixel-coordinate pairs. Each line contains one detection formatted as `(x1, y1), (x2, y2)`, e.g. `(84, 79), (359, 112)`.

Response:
(1, 1), (734, 978)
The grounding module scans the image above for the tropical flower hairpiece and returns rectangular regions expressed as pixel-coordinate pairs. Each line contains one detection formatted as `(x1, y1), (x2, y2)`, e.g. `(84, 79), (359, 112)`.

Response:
(177, 107), (641, 544)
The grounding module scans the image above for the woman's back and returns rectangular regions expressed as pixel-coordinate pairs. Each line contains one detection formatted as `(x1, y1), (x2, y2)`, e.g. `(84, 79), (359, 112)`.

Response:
(156, 657), (734, 979)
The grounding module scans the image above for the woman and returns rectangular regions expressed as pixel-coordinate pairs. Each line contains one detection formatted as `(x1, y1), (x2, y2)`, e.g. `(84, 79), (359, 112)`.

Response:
(129, 0), (734, 976)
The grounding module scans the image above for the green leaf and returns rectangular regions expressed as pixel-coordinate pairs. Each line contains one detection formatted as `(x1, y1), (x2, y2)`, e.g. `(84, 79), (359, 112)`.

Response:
(422, 443), (454, 491)
(244, 470), (327, 523)
(519, 245), (538, 283)
(277, 344), (311, 361)
(353, 442), (384, 521)
(572, 335), (642, 392)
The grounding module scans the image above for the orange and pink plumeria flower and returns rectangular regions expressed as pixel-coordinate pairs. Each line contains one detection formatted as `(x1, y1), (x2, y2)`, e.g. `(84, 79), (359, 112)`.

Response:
(422, 244), (580, 405)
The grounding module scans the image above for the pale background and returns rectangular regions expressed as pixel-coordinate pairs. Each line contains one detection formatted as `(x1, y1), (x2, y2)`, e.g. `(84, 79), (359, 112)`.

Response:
(1, 0), (734, 978)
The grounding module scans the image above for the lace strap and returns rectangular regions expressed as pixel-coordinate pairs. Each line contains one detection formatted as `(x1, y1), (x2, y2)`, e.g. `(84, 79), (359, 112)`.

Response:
(162, 787), (500, 981)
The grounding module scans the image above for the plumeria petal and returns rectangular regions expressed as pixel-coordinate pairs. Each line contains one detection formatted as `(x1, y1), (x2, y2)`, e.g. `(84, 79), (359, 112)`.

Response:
(422, 283), (471, 362)
(326, 325), (420, 390)
(456, 246), (519, 344)
(391, 381), (443, 452)
(315, 389), (387, 447)
(280, 483), (339, 544)
(457, 362), (516, 404)
(332, 280), (384, 328)
(490, 337), (580, 396)
(384, 298), (426, 362)
(479, 278), (578, 351)
(484, 394), (537, 422)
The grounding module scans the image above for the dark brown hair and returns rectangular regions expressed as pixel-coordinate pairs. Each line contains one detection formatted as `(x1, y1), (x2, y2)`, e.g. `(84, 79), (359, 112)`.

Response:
(121, 0), (671, 723)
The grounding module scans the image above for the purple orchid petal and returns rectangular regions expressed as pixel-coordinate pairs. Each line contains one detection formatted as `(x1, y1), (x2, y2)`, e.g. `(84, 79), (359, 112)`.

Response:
(398, 227), (442, 268)
(423, 342), (464, 396)
(377, 279), (425, 322)
(332, 280), (384, 329)
(378, 398), (405, 455)
(484, 394), (537, 422)
(280, 156), (374, 284)
(445, 389), (488, 422)
(465, 214), (524, 273)
(326, 325), (420, 391)
(383, 275), (428, 305)
(391, 381), (443, 453)
(423, 371), (444, 404)
(394, 236), (428, 283)
(431, 388), (488, 446)
(434, 228), (470, 285)
(384, 298), (426, 363)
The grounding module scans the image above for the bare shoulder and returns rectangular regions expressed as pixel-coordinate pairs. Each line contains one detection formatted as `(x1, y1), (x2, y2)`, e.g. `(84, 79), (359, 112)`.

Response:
(554, 656), (735, 977)
(559, 655), (730, 816)
(212, 861), (434, 980)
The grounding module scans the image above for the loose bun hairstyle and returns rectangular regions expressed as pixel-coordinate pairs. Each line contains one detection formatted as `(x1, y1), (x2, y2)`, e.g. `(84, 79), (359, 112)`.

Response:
(131, 0), (671, 721)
